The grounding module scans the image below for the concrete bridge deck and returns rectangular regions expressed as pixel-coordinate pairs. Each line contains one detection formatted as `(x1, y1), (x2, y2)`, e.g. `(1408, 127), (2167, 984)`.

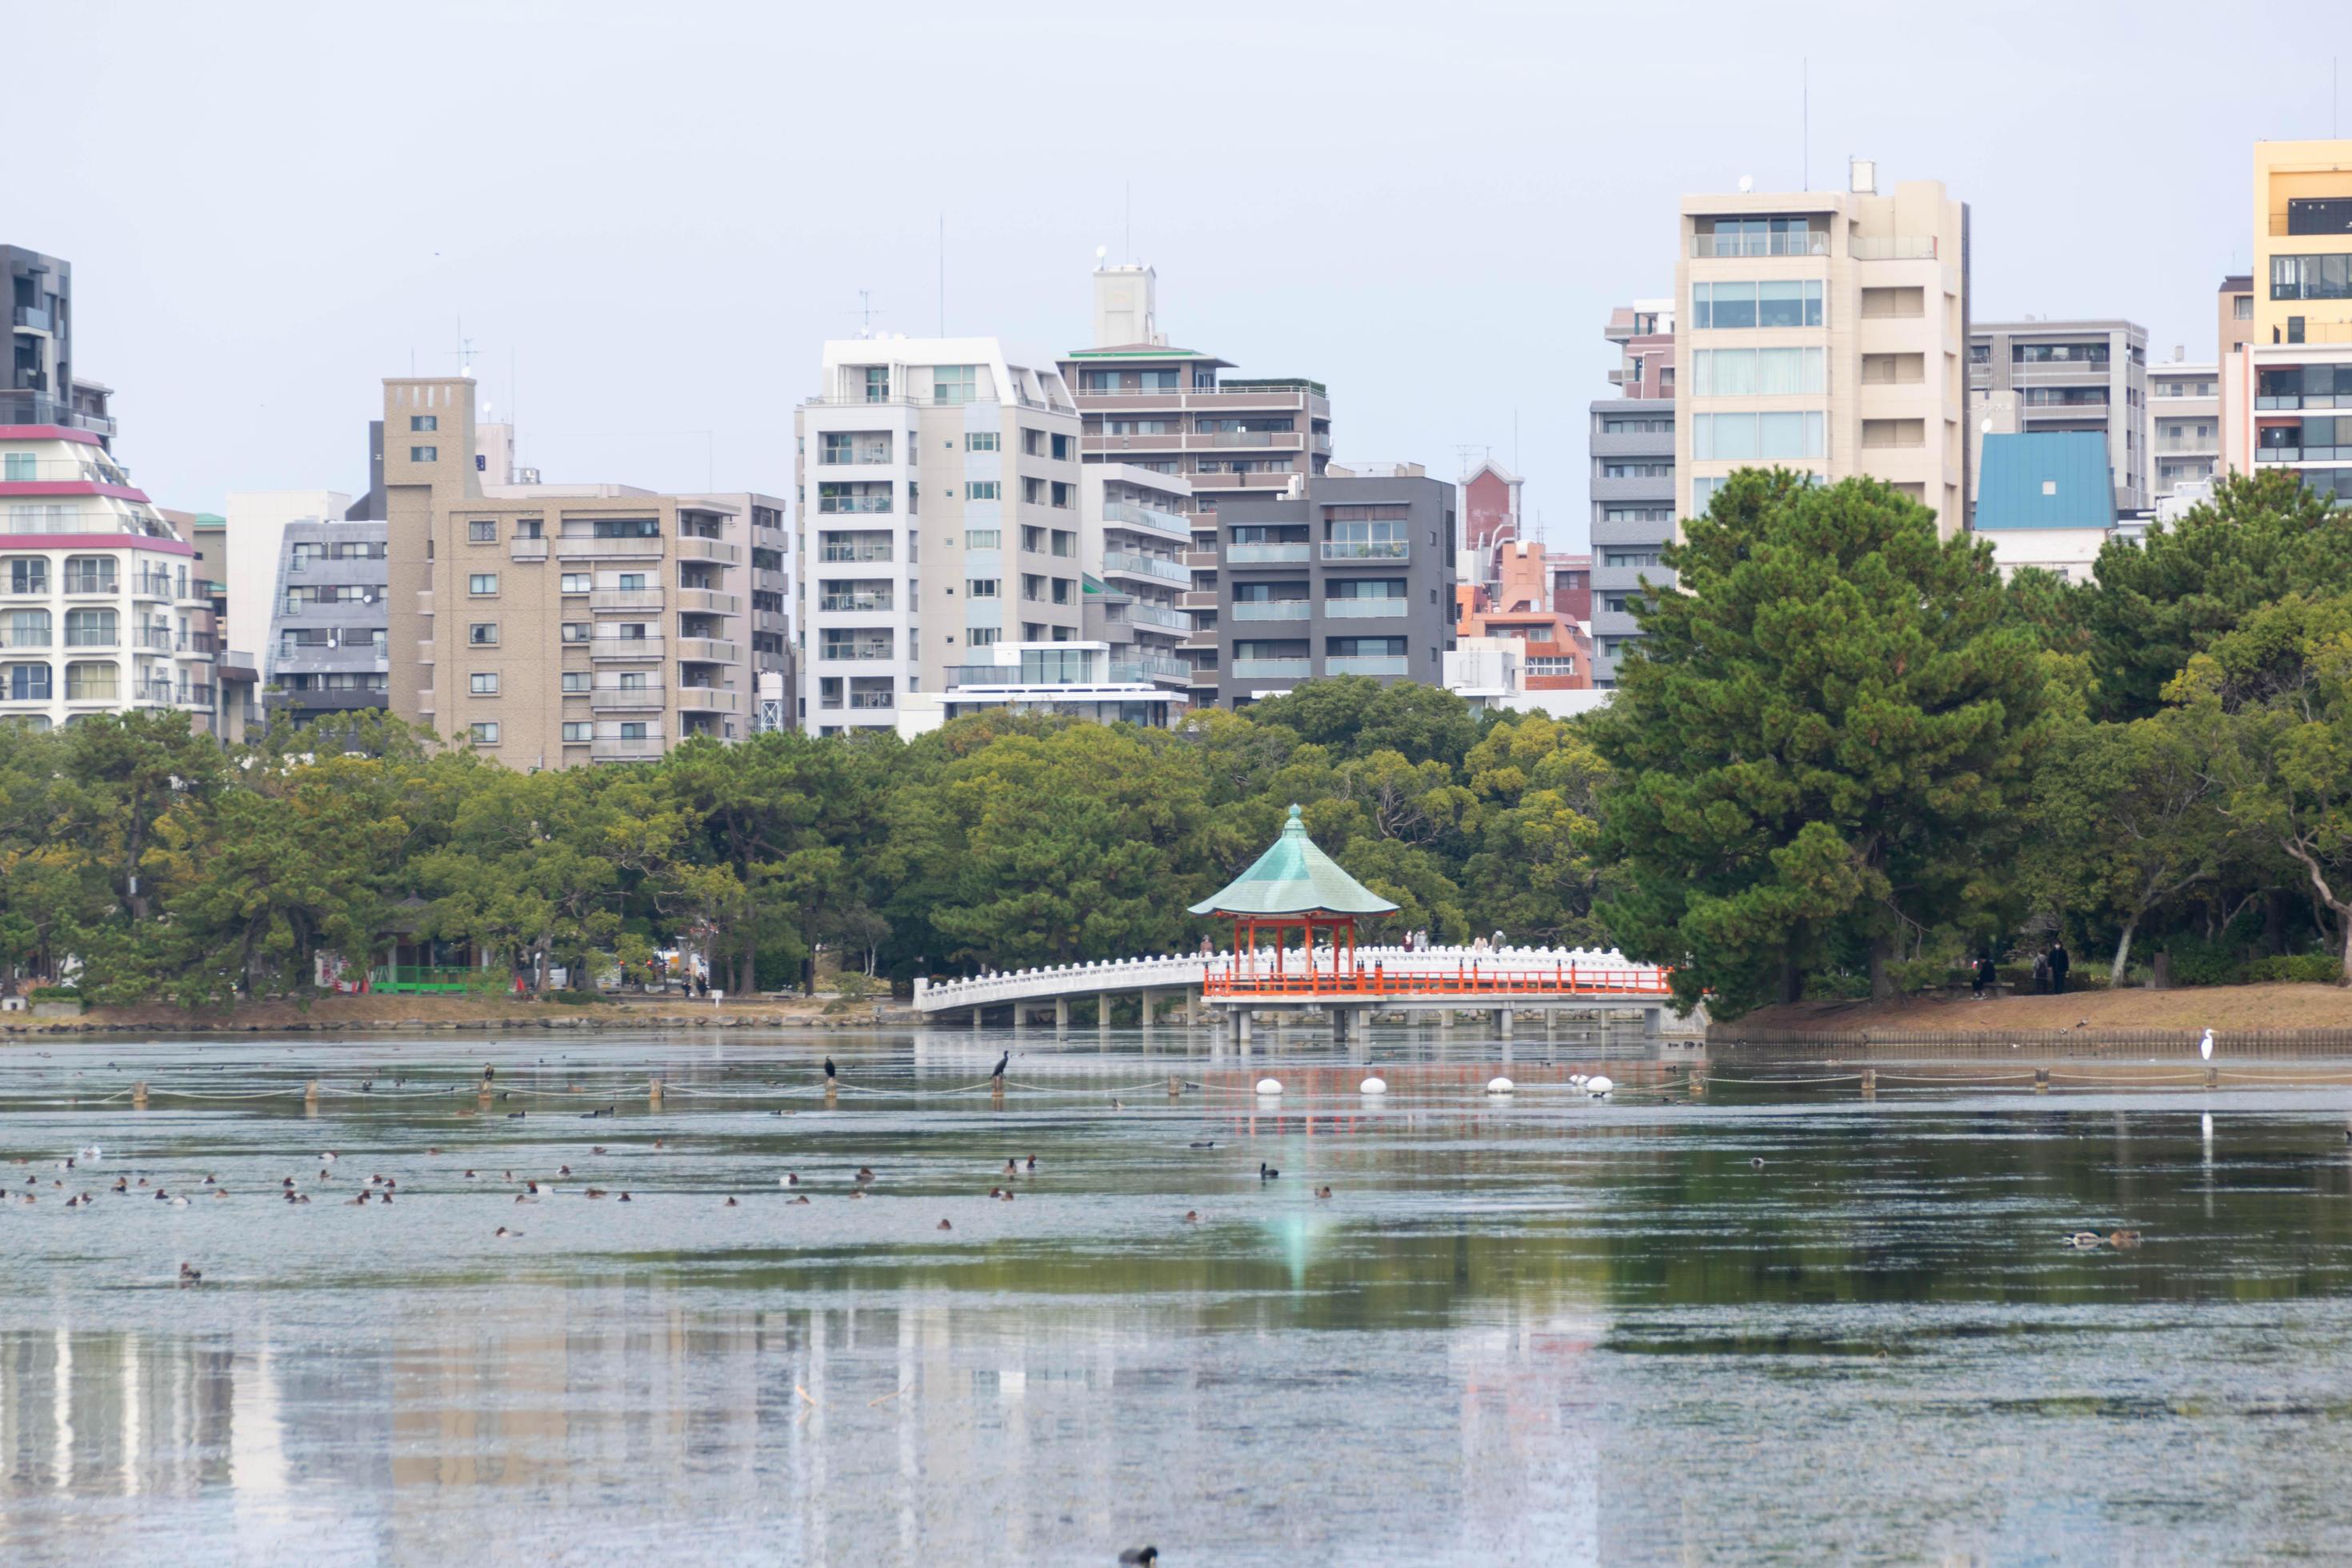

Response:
(914, 945), (1685, 1040)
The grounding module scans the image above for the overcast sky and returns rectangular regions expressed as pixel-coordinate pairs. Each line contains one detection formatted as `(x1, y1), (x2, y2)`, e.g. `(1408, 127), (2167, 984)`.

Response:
(12, 1), (2349, 547)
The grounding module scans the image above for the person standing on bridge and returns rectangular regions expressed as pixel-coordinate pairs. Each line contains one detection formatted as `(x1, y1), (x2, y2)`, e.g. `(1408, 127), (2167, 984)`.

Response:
(2048, 940), (2071, 994)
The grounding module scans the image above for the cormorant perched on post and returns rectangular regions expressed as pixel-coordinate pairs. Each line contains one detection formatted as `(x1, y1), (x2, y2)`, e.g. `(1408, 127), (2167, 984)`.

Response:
(483, 1065), (495, 1083)
(992, 1051), (1009, 1081)
(823, 1057), (837, 1082)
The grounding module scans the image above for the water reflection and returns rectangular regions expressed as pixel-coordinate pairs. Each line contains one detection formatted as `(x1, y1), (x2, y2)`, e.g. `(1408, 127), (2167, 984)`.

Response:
(2, 1033), (2352, 1560)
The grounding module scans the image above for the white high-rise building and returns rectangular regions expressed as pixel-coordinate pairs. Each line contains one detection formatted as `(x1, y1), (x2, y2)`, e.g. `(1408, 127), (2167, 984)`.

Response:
(795, 338), (1083, 733)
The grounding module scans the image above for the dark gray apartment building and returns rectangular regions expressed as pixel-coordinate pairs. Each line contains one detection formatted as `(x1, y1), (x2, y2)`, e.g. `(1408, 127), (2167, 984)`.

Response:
(1587, 300), (1676, 686)
(5, 244), (116, 443)
(267, 517), (390, 725)
(1212, 466), (1455, 708)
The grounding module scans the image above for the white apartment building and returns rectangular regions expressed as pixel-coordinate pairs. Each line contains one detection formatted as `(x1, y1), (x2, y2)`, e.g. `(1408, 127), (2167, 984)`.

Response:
(2147, 357), (2220, 502)
(795, 338), (1083, 734)
(2, 427), (222, 731)
(1676, 161), (1970, 534)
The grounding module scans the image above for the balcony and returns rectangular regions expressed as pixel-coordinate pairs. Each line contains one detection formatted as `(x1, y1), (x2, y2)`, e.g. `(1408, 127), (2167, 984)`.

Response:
(1123, 600), (1190, 630)
(1072, 384), (1329, 420)
(675, 637), (739, 664)
(591, 589), (666, 611)
(182, 578), (222, 603)
(589, 637), (664, 661)
(819, 641), (895, 662)
(591, 735), (666, 762)
(814, 497), (894, 515)
(13, 303), (54, 333)
(0, 630), (50, 650)
(0, 578), (47, 598)
(62, 578), (120, 598)
(1850, 237), (1940, 261)
(819, 592), (894, 614)
(1324, 598), (1406, 618)
(675, 686), (739, 713)
(0, 391), (114, 438)
(590, 684), (663, 711)
(1231, 601), (1311, 621)
(676, 588), (742, 616)
(557, 537), (663, 561)
(1227, 543), (1310, 565)
(674, 537), (742, 566)
(1111, 654), (1190, 682)
(817, 445), (897, 466)
(130, 680), (178, 706)
(1100, 500), (1193, 540)
(1690, 230), (1830, 258)
(134, 626), (175, 651)
(62, 630), (119, 651)
(1232, 658), (1311, 679)
(1322, 541), (1410, 562)
(1326, 654), (1410, 677)
(1182, 550), (1219, 570)
(848, 690), (896, 710)
(0, 457), (134, 484)
(1177, 589), (1218, 610)
(1102, 550), (1190, 585)
(818, 546), (893, 564)
(509, 539), (549, 562)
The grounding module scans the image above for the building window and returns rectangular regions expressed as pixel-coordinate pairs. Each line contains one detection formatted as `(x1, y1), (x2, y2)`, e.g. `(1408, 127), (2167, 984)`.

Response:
(468, 623), (498, 646)
(968, 626), (998, 647)
(64, 660), (117, 700)
(862, 366), (890, 402)
(562, 672), (590, 693)
(1050, 482), (1074, 509)
(1690, 347), (1825, 396)
(63, 557), (115, 594)
(965, 529), (1000, 550)
(1022, 478), (1045, 506)
(468, 520), (496, 542)
(2271, 254), (2352, 301)
(562, 722), (590, 742)
(560, 573), (590, 594)
(514, 518), (543, 539)
(468, 573), (498, 595)
(963, 430), (998, 452)
(470, 722), (500, 745)
(1692, 476), (1723, 511)
(470, 672), (498, 695)
(1051, 433), (1074, 461)
(412, 446), (438, 462)
(2234, 295), (2254, 321)
(5, 558), (47, 594)
(562, 622), (590, 642)
(966, 578), (998, 598)
(1601, 463), (1673, 479)
(4, 662), (52, 700)
(933, 365), (979, 404)
(1692, 411), (1826, 460)
(615, 721), (646, 741)
(411, 415), (438, 432)
(1691, 280), (1824, 330)
(63, 608), (116, 647)
(818, 482), (893, 515)
(1051, 578), (1074, 606)
(967, 481), (1000, 501)
(1050, 530), (1076, 558)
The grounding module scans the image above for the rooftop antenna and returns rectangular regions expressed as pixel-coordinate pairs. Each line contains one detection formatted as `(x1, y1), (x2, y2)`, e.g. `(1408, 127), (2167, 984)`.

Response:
(451, 316), (478, 379)
(1802, 58), (1809, 191)
(846, 290), (884, 338)
(1125, 179), (1132, 262)
(938, 212), (946, 338)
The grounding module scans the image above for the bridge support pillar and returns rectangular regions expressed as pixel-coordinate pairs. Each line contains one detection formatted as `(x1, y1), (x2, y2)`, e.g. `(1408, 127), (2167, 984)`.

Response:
(1236, 1010), (1253, 1048)
(1494, 1006), (1514, 1039)
(973, 1006), (983, 1033)
(1186, 986), (1202, 1023)
(1012, 1002), (1026, 1038)
(1098, 993), (1114, 1038)
(1140, 990), (1154, 1043)
(1054, 995), (1069, 1036)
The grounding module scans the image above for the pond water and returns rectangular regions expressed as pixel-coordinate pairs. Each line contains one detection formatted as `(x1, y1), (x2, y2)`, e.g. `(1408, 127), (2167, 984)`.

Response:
(3, 1028), (2352, 1564)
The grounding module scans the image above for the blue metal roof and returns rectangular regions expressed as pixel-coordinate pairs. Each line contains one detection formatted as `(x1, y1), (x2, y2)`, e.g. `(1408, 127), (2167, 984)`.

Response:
(1974, 432), (2116, 531)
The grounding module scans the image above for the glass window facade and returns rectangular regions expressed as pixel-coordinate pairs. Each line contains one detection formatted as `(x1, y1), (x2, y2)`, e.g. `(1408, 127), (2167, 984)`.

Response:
(1692, 280), (1824, 330)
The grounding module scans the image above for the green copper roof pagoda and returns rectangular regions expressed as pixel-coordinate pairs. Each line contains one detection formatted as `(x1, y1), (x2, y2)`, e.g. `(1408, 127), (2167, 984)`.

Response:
(1188, 805), (1400, 918)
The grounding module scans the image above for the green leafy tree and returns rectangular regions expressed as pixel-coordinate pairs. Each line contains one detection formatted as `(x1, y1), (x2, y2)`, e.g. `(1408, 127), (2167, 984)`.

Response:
(2086, 470), (2352, 720)
(1590, 470), (2049, 1016)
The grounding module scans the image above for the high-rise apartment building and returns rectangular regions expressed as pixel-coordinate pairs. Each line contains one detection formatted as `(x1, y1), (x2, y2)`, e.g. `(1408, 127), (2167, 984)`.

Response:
(384, 375), (761, 765)
(1081, 462), (1194, 696)
(1058, 265), (1333, 705)
(2147, 356), (2221, 502)
(1676, 164), (1971, 534)
(1212, 465), (1456, 708)
(1589, 298), (1676, 684)
(796, 338), (1083, 734)
(1, 426), (222, 733)
(1968, 319), (2147, 510)
(5, 245), (114, 443)
(268, 516), (390, 723)
(2221, 141), (2352, 505)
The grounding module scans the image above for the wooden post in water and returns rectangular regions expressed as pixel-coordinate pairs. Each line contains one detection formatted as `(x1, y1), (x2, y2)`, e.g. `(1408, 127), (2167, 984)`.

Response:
(133, 1081), (148, 1110)
(1861, 1068), (1877, 1100)
(1167, 1074), (1182, 1100)
(2206, 1065), (2219, 1089)
(1688, 1066), (1706, 1098)
(304, 1079), (320, 1115)
(2034, 1068), (2050, 1094)
(650, 1078), (664, 1108)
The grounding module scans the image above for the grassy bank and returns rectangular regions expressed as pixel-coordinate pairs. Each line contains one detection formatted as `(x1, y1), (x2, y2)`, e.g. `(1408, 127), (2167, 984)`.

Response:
(1, 992), (910, 1037)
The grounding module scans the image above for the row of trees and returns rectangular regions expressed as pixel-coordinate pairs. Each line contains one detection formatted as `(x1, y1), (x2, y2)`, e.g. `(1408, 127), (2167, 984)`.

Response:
(1593, 469), (2352, 1016)
(6, 469), (2348, 1018)
(0, 680), (1609, 1009)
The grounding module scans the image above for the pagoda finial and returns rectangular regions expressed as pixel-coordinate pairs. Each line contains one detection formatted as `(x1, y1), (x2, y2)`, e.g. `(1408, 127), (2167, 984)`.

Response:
(1286, 803), (1303, 830)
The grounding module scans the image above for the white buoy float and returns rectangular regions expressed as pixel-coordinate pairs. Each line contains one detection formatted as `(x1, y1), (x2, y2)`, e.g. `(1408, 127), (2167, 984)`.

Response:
(1486, 1076), (1515, 1094)
(1255, 1078), (1283, 1096)
(1358, 1076), (1388, 1094)
(1584, 1075), (1615, 1096)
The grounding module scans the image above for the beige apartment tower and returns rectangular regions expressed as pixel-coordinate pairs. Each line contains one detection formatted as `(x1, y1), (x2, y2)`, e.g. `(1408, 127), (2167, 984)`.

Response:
(1675, 163), (1970, 534)
(384, 378), (752, 766)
